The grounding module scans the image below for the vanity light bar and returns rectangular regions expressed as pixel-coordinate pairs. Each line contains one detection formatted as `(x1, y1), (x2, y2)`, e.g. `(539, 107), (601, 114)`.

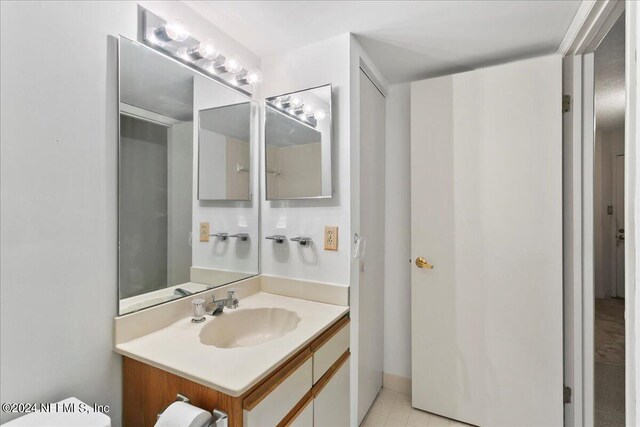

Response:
(266, 96), (327, 129)
(141, 8), (262, 94)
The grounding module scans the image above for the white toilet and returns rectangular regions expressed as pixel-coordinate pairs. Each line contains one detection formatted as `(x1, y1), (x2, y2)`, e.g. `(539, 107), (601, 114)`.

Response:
(1, 397), (111, 427)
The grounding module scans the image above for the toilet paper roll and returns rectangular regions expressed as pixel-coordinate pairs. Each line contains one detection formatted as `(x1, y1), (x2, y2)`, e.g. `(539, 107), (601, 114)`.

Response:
(155, 401), (212, 427)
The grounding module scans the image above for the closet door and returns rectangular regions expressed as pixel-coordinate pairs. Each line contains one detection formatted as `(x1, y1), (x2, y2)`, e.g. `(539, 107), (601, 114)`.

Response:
(410, 55), (563, 426)
(358, 69), (386, 424)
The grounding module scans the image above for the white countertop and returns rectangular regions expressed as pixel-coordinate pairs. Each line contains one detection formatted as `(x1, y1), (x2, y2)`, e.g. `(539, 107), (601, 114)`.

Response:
(115, 292), (349, 396)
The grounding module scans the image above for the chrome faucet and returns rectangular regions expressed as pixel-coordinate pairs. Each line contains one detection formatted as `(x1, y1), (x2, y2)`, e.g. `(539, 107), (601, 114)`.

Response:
(205, 289), (239, 316)
(173, 288), (192, 297)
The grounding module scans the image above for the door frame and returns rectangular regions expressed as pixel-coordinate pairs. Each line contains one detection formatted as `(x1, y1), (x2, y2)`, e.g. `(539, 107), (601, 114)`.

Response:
(559, 0), (635, 425)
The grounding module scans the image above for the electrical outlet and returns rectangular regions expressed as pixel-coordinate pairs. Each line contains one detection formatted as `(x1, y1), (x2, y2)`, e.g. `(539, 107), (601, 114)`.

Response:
(324, 226), (338, 251)
(200, 222), (210, 242)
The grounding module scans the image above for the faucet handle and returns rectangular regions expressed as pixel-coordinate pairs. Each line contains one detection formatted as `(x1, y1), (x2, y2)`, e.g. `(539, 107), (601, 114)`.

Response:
(227, 289), (238, 309)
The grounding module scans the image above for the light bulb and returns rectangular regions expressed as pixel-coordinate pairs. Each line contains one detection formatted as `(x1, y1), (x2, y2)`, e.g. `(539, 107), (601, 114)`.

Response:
(303, 104), (314, 115)
(224, 55), (242, 73)
(246, 69), (263, 85)
(162, 20), (189, 42)
(314, 109), (327, 120)
(188, 39), (219, 60)
(291, 95), (303, 108)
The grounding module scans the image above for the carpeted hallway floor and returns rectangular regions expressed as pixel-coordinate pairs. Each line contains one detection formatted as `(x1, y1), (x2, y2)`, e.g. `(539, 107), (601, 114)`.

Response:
(595, 298), (625, 426)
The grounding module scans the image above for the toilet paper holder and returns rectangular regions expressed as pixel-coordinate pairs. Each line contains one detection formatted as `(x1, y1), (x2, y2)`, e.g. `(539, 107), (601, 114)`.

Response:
(157, 393), (229, 427)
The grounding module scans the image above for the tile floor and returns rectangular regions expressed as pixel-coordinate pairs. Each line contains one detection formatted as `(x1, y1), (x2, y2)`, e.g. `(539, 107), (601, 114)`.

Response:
(362, 388), (472, 427)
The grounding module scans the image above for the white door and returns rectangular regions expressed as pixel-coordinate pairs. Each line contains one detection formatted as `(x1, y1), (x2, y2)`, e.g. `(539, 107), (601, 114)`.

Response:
(410, 55), (563, 426)
(613, 154), (625, 298)
(358, 68), (386, 424)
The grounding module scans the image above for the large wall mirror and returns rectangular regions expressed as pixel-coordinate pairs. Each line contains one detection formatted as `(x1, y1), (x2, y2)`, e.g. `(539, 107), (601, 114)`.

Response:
(265, 84), (332, 200)
(118, 36), (259, 315)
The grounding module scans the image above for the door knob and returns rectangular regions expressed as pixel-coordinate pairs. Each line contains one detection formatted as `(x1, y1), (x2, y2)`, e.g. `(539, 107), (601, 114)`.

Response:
(415, 256), (434, 269)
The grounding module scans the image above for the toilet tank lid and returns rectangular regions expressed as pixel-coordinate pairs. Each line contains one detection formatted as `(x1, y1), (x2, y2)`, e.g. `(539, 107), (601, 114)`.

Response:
(1, 397), (111, 427)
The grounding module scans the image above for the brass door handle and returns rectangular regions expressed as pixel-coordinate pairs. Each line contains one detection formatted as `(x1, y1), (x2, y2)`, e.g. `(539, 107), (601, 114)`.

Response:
(415, 257), (433, 269)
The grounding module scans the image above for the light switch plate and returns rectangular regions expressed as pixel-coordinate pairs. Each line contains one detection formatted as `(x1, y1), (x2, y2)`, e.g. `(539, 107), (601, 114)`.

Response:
(324, 226), (338, 251)
(200, 222), (210, 242)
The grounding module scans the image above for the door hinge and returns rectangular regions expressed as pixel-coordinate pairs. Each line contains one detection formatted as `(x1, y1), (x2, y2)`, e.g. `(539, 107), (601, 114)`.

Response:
(563, 385), (572, 404)
(562, 95), (571, 113)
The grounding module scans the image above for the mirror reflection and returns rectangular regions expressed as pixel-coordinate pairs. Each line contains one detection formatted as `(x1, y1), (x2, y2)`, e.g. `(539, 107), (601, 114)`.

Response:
(118, 37), (258, 315)
(198, 103), (251, 201)
(265, 84), (332, 200)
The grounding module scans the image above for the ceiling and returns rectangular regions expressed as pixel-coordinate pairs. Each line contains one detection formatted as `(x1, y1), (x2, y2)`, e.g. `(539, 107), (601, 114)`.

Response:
(595, 13), (625, 132)
(185, 0), (581, 84)
(266, 107), (322, 147)
(200, 102), (251, 142)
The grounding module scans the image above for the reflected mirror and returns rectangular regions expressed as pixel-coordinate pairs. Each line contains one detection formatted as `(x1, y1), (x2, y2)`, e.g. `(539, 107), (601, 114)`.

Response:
(118, 36), (258, 315)
(198, 102), (251, 200)
(265, 84), (332, 200)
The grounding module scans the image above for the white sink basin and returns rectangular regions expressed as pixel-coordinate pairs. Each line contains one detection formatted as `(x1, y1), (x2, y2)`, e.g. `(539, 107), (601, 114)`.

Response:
(199, 307), (301, 348)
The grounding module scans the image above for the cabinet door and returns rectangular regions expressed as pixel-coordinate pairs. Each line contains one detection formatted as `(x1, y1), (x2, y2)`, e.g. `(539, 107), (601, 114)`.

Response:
(244, 353), (312, 427)
(313, 357), (350, 427)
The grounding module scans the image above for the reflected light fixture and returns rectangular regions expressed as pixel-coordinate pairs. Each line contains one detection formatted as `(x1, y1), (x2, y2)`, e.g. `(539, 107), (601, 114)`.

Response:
(291, 95), (303, 108)
(279, 96), (292, 108)
(314, 109), (327, 121)
(268, 94), (326, 129)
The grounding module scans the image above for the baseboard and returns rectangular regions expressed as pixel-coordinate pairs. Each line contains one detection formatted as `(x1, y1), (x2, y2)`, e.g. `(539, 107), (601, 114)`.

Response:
(383, 372), (411, 395)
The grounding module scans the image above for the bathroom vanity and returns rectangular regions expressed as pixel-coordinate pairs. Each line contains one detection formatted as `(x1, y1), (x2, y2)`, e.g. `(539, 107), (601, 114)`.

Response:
(115, 279), (350, 427)
(114, 14), (347, 426)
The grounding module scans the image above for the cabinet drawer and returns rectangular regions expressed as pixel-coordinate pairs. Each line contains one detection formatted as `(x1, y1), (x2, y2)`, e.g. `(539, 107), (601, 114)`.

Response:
(278, 392), (313, 427)
(313, 352), (350, 427)
(289, 400), (313, 427)
(243, 349), (313, 427)
(311, 316), (350, 383)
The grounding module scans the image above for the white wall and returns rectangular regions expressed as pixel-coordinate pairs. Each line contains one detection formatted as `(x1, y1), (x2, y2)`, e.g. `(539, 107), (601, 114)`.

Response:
(259, 34), (352, 286)
(383, 83), (412, 380)
(0, 2), (259, 425)
(168, 122), (194, 286)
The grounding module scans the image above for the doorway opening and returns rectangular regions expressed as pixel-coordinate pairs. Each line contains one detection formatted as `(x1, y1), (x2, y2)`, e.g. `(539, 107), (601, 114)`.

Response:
(593, 12), (625, 426)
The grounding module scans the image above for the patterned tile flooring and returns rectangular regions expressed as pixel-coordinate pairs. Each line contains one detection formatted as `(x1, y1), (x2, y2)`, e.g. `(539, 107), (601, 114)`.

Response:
(361, 389), (472, 427)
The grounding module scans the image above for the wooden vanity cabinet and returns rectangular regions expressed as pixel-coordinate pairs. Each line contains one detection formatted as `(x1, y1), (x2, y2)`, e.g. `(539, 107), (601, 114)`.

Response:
(123, 315), (350, 427)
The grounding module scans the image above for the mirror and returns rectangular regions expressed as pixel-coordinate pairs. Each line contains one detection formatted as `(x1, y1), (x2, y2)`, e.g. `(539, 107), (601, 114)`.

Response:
(265, 84), (332, 200)
(118, 36), (259, 315)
